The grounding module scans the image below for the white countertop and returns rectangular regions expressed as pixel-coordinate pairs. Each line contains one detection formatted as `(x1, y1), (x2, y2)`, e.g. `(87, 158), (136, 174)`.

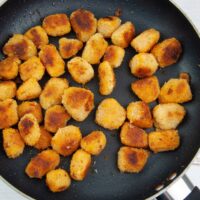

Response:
(0, 0), (199, 200)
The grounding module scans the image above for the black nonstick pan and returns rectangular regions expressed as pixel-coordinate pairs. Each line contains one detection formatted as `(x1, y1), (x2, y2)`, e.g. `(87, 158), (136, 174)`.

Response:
(0, 0), (200, 200)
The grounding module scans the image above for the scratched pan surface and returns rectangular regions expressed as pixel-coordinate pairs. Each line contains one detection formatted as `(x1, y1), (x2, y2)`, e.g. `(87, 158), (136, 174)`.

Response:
(0, 0), (200, 199)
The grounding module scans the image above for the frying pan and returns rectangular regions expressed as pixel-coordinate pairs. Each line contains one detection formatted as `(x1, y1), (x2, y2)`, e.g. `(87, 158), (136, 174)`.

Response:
(0, 0), (200, 199)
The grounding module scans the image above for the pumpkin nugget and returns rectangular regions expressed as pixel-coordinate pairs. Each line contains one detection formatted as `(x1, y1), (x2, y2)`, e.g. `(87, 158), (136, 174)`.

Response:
(51, 125), (82, 156)
(0, 81), (16, 100)
(81, 131), (107, 155)
(131, 76), (160, 103)
(3, 34), (37, 60)
(45, 105), (71, 133)
(3, 128), (25, 159)
(70, 9), (97, 42)
(40, 78), (69, 110)
(25, 149), (60, 179)
(95, 98), (126, 130)
(62, 87), (94, 122)
(118, 146), (149, 173)
(70, 149), (91, 181)
(42, 14), (71, 36)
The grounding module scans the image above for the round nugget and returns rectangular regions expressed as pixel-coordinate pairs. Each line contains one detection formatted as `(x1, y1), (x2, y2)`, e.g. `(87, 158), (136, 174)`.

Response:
(0, 81), (16, 101)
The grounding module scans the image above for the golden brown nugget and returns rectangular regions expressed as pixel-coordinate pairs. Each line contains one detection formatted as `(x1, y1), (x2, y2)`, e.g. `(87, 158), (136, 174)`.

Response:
(179, 72), (190, 83)
(129, 53), (158, 78)
(70, 9), (97, 42)
(82, 33), (108, 64)
(111, 22), (135, 48)
(19, 56), (45, 81)
(39, 44), (65, 77)
(149, 130), (180, 153)
(34, 127), (52, 150)
(40, 78), (69, 110)
(103, 45), (125, 68)
(18, 101), (43, 123)
(120, 122), (148, 148)
(67, 57), (94, 84)
(3, 128), (25, 158)
(0, 56), (20, 80)
(25, 149), (60, 179)
(97, 16), (121, 38)
(0, 81), (16, 100)
(127, 101), (153, 128)
(25, 25), (49, 49)
(51, 125), (82, 156)
(131, 76), (160, 103)
(62, 87), (94, 122)
(95, 98), (126, 130)
(80, 131), (107, 155)
(70, 149), (91, 181)
(42, 14), (71, 36)
(3, 34), (37, 60)
(18, 113), (41, 146)
(59, 38), (83, 59)
(131, 28), (160, 53)
(159, 78), (192, 103)
(0, 99), (18, 129)
(151, 38), (182, 67)
(153, 103), (186, 130)
(118, 146), (149, 173)
(44, 105), (71, 133)
(16, 78), (42, 101)
(46, 169), (71, 192)
(98, 61), (116, 95)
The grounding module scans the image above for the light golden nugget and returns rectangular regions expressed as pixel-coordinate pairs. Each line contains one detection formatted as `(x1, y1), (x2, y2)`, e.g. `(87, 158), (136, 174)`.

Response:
(103, 45), (125, 68)
(34, 127), (52, 150)
(131, 76), (160, 103)
(62, 87), (94, 121)
(70, 149), (92, 181)
(159, 78), (192, 103)
(42, 14), (71, 36)
(67, 57), (94, 84)
(149, 130), (180, 153)
(127, 101), (153, 128)
(18, 113), (41, 146)
(19, 56), (45, 81)
(3, 34), (37, 60)
(120, 122), (148, 148)
(59, 38), (83, 59)
(129, 53), (158, 78)
(81, 131), (107, 155)
(0, 99), (18, 129)
(25, 149), (60, 179)
(82, 33), (108, 64)
(46, 169), (71, 192)
(151, 38), (182, 67)
(40, 78), (69, 110)
(25, 25), (49, 49)
(3, 128), (25, 158)
(97, 16), (121, 38)
(131, 28), (160, 53)
(70, 9), (97, 42)
(18, 101), (43, 123)
(118, 146), (149, 173)
(111, 22), (135, 48)
(0, 81), (16, 100)
(153, 103), (186, 130)
(98, 61), (116, 95)
(44, 105), (71, 133)
(0, 56), (20, 80)
(39, 44), (65, 77)
(51, 125), (82, 156)
(16, 78), (42, 101)
(95, 98), (126, 130)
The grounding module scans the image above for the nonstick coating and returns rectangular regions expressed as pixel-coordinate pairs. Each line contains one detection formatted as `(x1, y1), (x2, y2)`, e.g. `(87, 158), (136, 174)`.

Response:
(0, 0), (200, 200)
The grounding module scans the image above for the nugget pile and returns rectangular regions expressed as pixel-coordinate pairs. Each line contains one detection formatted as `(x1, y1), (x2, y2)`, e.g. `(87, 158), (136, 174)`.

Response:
(0, 8), (192, 193)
